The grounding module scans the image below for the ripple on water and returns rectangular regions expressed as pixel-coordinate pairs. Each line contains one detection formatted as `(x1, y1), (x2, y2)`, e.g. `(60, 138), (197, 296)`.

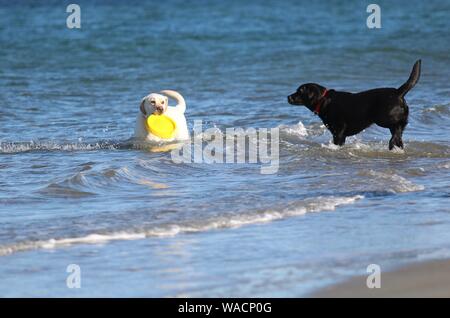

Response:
(279, 122), (450, 160)
(0, 194), (363, 256)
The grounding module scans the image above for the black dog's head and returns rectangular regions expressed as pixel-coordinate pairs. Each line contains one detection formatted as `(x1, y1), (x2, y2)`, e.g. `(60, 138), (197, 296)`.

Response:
(288, 83), (327, 111)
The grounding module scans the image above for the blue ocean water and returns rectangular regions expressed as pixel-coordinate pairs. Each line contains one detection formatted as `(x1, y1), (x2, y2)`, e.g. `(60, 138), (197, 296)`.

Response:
(0, 0), (449, 296)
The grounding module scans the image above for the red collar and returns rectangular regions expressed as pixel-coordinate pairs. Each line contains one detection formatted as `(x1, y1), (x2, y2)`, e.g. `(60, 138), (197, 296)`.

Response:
(314, 89), (328, 115)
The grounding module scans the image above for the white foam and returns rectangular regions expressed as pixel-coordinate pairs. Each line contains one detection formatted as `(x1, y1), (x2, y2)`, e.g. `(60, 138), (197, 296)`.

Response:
(282, 121), (308, 138)
(0, 195), (363, 257)
(0, 141), (117, 154)
(40, 233), (146, 248)
(321, 142), (340, 150)
(390, 146), (405, 154)
(365, 170), (425, 193)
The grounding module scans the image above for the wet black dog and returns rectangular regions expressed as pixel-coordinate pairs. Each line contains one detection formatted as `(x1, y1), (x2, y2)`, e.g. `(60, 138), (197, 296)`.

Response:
(287, 60), (421, 150)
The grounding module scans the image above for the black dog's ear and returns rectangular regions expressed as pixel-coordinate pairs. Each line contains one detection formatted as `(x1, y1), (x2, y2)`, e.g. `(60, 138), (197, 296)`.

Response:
(307, 85), (321, 104)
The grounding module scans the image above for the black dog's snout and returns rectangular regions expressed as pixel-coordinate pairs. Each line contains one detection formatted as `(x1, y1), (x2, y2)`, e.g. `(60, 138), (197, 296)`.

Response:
(288, 95), (293, 103)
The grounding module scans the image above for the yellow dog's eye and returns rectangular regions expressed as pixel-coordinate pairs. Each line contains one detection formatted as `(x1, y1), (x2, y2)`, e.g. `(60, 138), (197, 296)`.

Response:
(161, 101), (164, 104)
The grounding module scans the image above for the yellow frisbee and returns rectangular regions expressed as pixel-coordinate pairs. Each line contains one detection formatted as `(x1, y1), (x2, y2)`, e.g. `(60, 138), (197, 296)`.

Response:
(146, 114), (177, 139)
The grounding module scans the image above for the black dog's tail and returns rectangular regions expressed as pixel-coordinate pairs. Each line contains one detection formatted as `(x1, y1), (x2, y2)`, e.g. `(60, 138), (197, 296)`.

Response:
(398, 59), (421, 97)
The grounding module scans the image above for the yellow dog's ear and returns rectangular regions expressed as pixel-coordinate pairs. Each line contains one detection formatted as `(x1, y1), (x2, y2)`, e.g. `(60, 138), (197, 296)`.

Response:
(140, 98), (146, 115)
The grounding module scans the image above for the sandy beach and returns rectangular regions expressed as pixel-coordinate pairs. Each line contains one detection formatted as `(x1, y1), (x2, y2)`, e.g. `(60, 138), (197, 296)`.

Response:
(312, 259), (450, 298)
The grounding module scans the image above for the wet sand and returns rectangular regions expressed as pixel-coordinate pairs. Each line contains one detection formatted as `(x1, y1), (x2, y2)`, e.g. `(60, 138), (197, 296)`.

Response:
(312, 259), (450, 298)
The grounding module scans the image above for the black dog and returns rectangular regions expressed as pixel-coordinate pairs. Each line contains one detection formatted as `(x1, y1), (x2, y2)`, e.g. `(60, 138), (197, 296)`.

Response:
(287, 60), (421, 150)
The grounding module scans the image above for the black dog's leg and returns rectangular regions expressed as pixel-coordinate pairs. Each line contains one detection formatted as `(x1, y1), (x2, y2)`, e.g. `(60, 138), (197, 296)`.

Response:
(333, 129), (347, 146)
(333, 134), (346, 146)
(389, 125), (405, 150)
(332, 124), (347, 146)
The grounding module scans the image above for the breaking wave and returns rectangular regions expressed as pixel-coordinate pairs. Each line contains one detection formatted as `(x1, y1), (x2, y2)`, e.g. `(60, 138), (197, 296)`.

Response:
(0, 140), (121, 154)
(359, 170), (425, 193)
(0, 195), (363, 256)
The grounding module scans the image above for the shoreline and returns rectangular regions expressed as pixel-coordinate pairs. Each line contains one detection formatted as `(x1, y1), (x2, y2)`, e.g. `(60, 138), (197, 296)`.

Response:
(311, 259), (450, 298)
